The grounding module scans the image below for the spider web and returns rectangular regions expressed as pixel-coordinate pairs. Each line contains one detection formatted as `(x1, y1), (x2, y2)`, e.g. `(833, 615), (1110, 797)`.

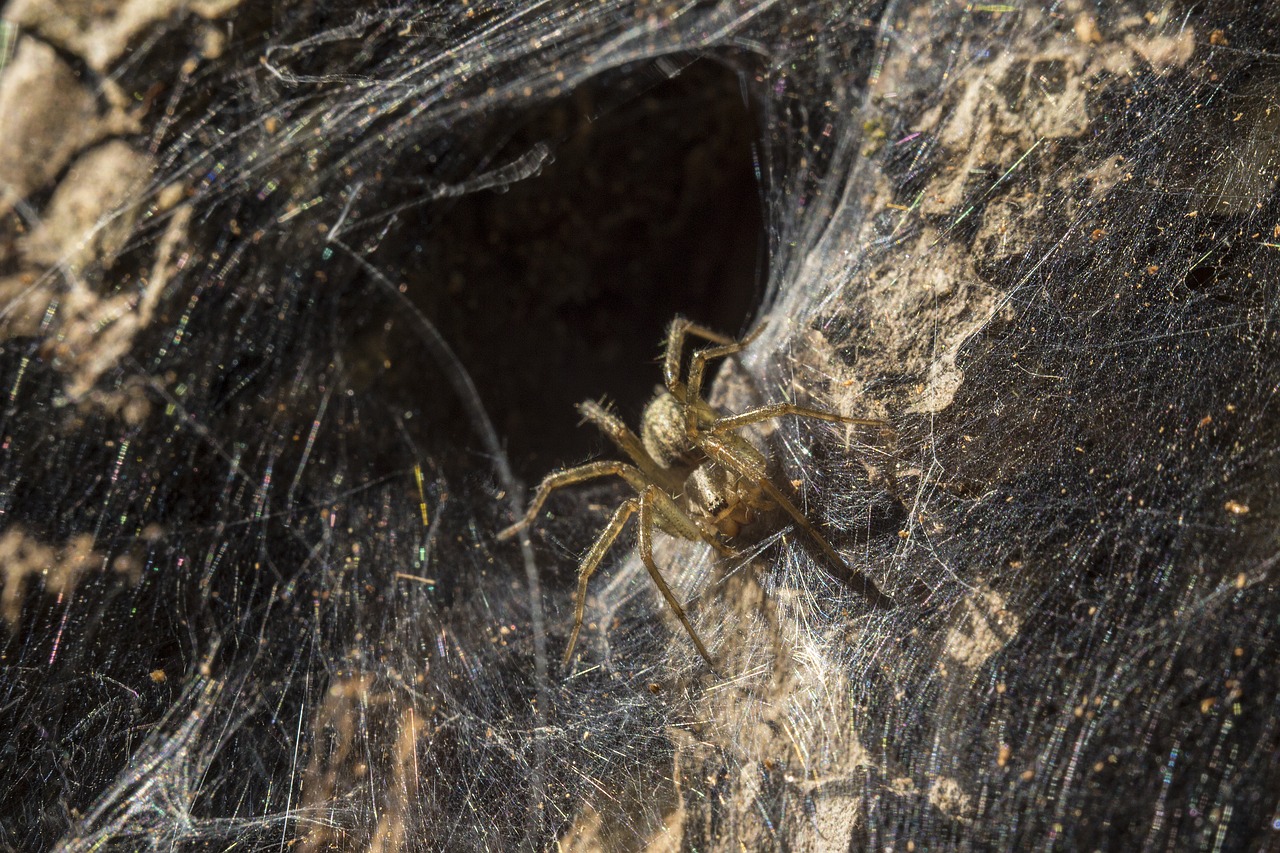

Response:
(1, 0), (1278, 850)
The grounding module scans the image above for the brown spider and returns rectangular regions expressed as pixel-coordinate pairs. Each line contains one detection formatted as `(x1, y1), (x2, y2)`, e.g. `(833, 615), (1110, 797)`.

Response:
(498, 317), (893, 667)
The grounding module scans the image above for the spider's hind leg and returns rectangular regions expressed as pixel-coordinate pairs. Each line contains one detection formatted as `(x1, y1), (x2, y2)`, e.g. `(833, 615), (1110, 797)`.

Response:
(697, 433), (894, 610)
(710, 402), (889, 434)
(681, 323), (767, 408)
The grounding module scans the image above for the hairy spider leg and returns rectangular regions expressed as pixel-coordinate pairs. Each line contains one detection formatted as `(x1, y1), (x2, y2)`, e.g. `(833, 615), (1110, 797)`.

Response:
(500, 441), (735, 554)
(496, 461), (651, 541)
(696, 432), (895, 610)
(561, 487), (718, 667)
(563, 497), (639, 666)
(681, 323), (767, 438)
(753, 477), (894, 608)
(662, 317), (737, 393)
(576, 400), (682, 493)
(576, 399), (741, 559)
(710, 402), (889, 434)
(500, 456), (732, 664)
(644, 478), (739, 560)
(635, 485), (716, 667)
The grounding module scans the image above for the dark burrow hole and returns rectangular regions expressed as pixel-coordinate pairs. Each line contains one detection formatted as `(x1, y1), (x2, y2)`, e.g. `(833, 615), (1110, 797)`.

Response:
(378, 60), (764, 481)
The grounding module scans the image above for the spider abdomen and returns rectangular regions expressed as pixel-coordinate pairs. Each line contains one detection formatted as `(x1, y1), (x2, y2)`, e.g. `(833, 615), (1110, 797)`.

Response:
(640, 389), (697, 467)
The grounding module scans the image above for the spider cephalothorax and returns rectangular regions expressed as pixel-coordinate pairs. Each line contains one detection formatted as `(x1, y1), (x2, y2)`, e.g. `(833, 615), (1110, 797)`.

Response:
(638, 388), (771, 539)
(499, 317), (893, 667)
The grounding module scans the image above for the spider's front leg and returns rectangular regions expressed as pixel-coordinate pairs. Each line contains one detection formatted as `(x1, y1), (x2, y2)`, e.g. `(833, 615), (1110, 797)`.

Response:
(680, 323), (767, 439)
(754, 476), (894, 608)
(503, 457), (732, 667)
(661, 317), (736, 395)
(497, 461), (649, 541)
(560, 486), (721, 669)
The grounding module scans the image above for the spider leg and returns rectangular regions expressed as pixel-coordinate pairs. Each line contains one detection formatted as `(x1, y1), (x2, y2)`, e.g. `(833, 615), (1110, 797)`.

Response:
(696, 433), (894, 609)
(497, 461), (649, 541)
(682, 323), (767, 438)
(684, 328), (762, 401)
(563, 497), (639, 666)
(576, 400), (682, 493)
(754, 477), (894, 608)
(662, 316), (736, 393)
(710, 402), (889, 434)
(560, 487), (725, 667)
(645, 483), (738, 560)
(637, 485), (716, 667)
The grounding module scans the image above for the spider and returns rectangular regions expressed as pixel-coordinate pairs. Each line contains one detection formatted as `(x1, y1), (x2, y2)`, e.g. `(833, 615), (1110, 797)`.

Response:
(498, 317), (894, 667)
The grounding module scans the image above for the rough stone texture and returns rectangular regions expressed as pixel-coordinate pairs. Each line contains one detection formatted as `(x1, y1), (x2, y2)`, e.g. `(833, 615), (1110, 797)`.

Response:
(0, 38), (102, 213)
(2, 1), (1277, 851)
(4, 0), (242, 70)
(19, 140), (154, 271)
